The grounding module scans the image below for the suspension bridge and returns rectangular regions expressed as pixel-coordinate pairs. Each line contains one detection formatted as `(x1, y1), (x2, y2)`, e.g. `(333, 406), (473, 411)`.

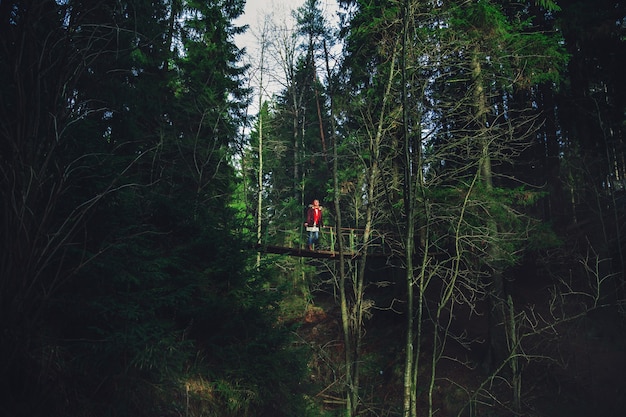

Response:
(256, 226), (401, 260)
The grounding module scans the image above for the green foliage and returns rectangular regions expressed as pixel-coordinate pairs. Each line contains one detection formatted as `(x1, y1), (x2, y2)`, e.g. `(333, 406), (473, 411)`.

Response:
(424, 182), (557, 270)
(536, 0), (561, 11)
(447, 0), (569, 89)
(3, 0), (624, 415)
(0, 0), (310, 416)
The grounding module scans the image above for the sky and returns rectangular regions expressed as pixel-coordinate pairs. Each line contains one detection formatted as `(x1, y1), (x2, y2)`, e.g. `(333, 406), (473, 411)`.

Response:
(234, 0), (303, 57)
(234, 0), (303, 107)
(234, 0), (340, 111)
(235, 0), (340, 50)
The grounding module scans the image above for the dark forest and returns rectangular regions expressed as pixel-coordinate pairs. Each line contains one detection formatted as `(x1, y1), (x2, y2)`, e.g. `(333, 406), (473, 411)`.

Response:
(1, 0), (624, 416)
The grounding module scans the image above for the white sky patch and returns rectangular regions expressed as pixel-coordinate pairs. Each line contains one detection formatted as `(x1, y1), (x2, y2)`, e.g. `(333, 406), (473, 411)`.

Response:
(234, 0), (340, 113)
(234, 0), (301, 55)
(235, 0), (339, 54)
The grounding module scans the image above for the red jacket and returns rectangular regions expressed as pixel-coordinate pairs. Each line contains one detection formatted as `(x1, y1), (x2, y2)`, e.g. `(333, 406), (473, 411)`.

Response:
(306, 205), (323, 227)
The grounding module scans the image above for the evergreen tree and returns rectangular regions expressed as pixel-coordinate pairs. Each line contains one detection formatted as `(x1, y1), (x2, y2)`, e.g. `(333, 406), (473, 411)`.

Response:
(337, 0), (568, 415)
(1, 1), (310, 415)
(556, 0), (626, 293)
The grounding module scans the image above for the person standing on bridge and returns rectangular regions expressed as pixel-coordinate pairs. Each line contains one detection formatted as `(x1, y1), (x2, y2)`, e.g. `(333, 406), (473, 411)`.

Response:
(304, 199), (323, 250)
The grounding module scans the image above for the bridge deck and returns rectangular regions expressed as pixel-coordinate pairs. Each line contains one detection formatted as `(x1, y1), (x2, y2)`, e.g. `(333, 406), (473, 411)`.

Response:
(257, 244), (399, 260)
(260, 245), (351, 259)
(257, 226), (401, 260)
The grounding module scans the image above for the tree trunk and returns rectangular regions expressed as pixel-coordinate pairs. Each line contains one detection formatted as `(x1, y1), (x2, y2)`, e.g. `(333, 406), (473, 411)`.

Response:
(256, 27), (268, 268)
(401, 2), (417, 415)
(472, 46), (508, 377)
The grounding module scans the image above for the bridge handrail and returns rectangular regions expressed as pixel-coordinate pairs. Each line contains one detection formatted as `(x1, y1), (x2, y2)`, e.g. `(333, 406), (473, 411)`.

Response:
(261, 224), (398, 255)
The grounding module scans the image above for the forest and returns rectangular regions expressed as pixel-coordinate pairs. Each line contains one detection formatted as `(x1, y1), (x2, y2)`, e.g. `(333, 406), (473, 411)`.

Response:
(0, 0), (624, 416)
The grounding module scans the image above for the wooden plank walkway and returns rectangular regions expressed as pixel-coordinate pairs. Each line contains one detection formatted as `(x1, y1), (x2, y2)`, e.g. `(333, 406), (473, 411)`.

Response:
(258, 244), (356, 259)
(256, 244), (399, 260)
(255, 226), (402, 260)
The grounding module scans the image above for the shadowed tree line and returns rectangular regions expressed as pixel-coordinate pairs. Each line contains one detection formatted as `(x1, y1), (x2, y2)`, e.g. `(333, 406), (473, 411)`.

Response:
(243, 0), (625, 416)
(1, 1), (310, 416)
(1, 0), (625, 416)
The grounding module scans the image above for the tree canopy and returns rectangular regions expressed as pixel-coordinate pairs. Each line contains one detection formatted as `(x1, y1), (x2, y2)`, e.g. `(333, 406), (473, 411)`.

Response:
(1, 0), (624, 416)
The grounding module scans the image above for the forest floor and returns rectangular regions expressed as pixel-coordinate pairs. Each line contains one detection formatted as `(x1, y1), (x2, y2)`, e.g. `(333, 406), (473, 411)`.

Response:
(292, 271), (626, 417)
